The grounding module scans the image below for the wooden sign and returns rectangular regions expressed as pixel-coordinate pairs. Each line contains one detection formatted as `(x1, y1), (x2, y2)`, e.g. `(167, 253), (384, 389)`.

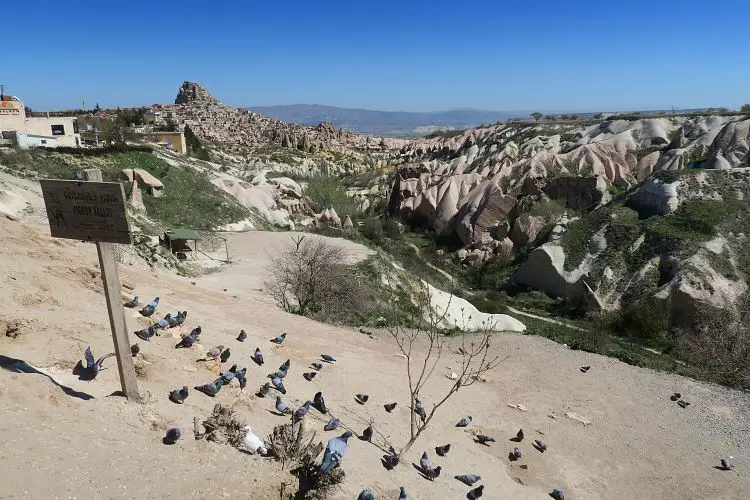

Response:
(40, 179), (132, 244)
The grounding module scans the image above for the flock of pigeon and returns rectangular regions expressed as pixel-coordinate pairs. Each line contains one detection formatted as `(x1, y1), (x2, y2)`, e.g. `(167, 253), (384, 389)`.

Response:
(70, 295), (736, 498)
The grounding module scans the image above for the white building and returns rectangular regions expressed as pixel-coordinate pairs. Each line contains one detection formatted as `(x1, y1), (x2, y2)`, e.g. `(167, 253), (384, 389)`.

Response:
(0, 95), (80, 148)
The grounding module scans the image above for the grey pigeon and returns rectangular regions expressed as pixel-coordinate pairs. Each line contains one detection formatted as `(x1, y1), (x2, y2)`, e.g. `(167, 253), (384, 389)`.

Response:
(319, 431), (353, 476)
(720, 457), (734, 470)
(219, 365), (237, 385)
(455, 474), (481, 486)
(206, 345), (224, 360)
(293, 401), (311, 422)
(275, 396), (293, 415)
(235, 367), (247, 390)
(130, 343), (139, 357)
(139, 297), (159, 317)
(355, 393), (369, 404)
(414, 399), (427, 421)
(515, 429), (524, 441)
(270, 376), (286, 394)
(237, 329), (247, 342)
(550, 489), (565, 500)
(508, 447), (521, 461)
(677, 400), (691, 408)
(670, 392), (681, 401)
(324, 417), (340, 431)
(168, 311), (187, 327)
(580, 365), (590, 373)
(176, 326), (201, 348)
(268, 368), (288, 379)
(169, 386), (189, 404)
(219, 348), (231, 363)
(311, 362), (323, 371)
(152, 314), (171, 330)
(303, 372), (316, 381)
(534, 440), (548, 452)
(257, 382), (270, 397)
(456, 416), (472, 427)
(312, 391), (327, 414)
(399, 486), (408, 500)
(279, 359), (291, 371)
(361, 425), (373, 441)
(467, 485), (484, 499)
(384, 402), (397, 413)
(253, 348), (264, 366)
(73, 346), (115, 381)
(164, 427), (181, 444)
(428, 465), (442, 480)
(435, 444), (450, 456)
(123, 296), (140, 308)
(420, 451), (431, 471)
(270, 332), (286, 344)
(476, 435), (495, 445)
(321, 354), (336, 363)
(195, 379), (222, 397)
(134, 326), (155, 341)
(357, 489), (376, 500)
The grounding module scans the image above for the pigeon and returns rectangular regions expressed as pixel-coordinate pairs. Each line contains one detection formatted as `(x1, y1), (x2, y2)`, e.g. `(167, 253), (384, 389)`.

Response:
(206, 345), (225, 360)
(169, 386), (189, 404)
(357, 489), (376, 500)
(219, 366), (237, 385)
(677, 400), (691, 408)
(152, 314), (171, 330)
(508, 447), (521, 461)
(361, 425), (373, 441)
(580, 365), (591, 373)
(533, 439), (548, 452)
(293, 401), (312, 422)
(164, 427), (181, 444)
(219, 348), (231, 363)
(475, 435), (495, 445)
(237, 329), (247, 342)
(399, 486), (408, 500)
(168, 311), (187, 327)
(267, 368), (288, 380)
(719, 457), (734, 470)
(456, 416), (472, 427)
(312, 391), (328, 414)
(130, 343), (139, 357)
(467, 485), (484, 499)
(270, 332), (287, 344)
(384, 402), (397, 413)
(134, 326), (156, 341)
(550, 489), (565, 500)
(279, 359), (291, 371)
(355, 394), (369, 404)
(270, 376), (286, 394)
(324, 418), (341, 431)
(428, 466), (442, 480)
(382, 449), (400, 469)
(242, 425), (267, 455)
(420, 452), (431, 471)
(303, 372), (317, 381)
(139, 297), (159, 317)
(253, 348), (264, 366)
(123, 296), (140, 308)
(670, 392), (682, 401)
(275, 396), (293, 415)
(435, 444), (451, 457)
(319, 431), (353, 476)
(455, 474), (482, 486)
(195, 379), (222, 397)
(176, 326), (201, 348)
(73, 346), (115, 381)
(257, 382), (271, 397)
(236, 367), (247, 390)
(311, 362), (323, 371)
(515, 428), (524, 442)
(414, 399), (427, 421)
(321, 354), (336, 363)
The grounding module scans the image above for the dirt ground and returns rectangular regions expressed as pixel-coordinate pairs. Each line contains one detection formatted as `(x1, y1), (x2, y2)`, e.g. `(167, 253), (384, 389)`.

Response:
(0, 212), (748, 500)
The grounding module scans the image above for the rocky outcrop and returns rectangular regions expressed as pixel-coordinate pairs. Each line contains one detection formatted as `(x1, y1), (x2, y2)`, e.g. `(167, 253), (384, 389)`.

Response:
(175, 81), (218, 105)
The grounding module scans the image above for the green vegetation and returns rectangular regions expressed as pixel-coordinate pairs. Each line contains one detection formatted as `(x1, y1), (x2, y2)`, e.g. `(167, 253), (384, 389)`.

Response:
(305, 175), (361, 220)
(184, 125), (211, 161)
(423, 128), (466, 139)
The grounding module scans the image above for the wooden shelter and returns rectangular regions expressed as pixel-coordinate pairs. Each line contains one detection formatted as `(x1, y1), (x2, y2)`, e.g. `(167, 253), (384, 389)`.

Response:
(163, 228), (200, 259)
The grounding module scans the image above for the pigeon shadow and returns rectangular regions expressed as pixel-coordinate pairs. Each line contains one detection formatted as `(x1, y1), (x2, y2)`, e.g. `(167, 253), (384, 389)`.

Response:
(358, 435), (371, 442)
(510, 436), (523, 442)
(381, 456), (398, 471)
(0, 355), (94, 401)
(475, 439), (492, 446)
(412, 463), (434, 481)
(355, 398), (366, 405)
(532, 443), (546, 453)
(162, 437), (178, 445)
(267, 410), (288, 417)
(107, 390), (126, 398)
(713, 466), (732, 471)
(252, 358), (264, 366)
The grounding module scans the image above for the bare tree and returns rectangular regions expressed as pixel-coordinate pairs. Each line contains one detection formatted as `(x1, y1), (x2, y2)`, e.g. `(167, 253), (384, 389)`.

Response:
(389, 284), (507, 460)
(530, 112), (543, 121)
(740, 104), (750, 113)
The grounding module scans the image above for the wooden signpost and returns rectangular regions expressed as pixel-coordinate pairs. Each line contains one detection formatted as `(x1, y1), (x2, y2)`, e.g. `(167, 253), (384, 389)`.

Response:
(40, 169), (141, 402)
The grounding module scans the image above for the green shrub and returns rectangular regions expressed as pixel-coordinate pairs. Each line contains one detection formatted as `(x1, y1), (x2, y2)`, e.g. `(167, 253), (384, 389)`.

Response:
(306, 175), (360, 219)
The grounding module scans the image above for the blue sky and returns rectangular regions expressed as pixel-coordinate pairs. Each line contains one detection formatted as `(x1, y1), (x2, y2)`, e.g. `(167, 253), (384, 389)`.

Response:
(5, 0), (749, 112)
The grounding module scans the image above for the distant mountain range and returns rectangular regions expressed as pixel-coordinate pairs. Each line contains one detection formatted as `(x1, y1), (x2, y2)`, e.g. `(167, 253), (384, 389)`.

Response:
(246, 104), (528, 137)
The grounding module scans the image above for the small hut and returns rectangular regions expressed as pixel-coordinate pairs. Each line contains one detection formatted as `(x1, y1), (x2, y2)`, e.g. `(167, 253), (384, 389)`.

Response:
(163, 229), (200, 259)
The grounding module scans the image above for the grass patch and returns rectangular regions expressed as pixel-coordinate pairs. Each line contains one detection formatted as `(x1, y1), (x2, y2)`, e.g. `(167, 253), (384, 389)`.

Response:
(306, 175), (361, 220)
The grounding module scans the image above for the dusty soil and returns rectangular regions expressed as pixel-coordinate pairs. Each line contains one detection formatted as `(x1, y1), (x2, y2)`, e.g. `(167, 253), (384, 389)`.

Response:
(0, 213), (748, 500)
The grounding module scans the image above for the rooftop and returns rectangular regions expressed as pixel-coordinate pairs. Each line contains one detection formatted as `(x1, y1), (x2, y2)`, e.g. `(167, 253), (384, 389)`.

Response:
(164, 228), (200, 240)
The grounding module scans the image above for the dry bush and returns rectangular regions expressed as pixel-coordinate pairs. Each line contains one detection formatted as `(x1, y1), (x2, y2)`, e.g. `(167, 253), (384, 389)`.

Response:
(194, 404), (246, 447)
(676, 296), (750, 389)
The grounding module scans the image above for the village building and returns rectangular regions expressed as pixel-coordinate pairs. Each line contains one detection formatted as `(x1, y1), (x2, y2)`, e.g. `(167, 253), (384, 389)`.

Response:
(0, 94), (80, 148)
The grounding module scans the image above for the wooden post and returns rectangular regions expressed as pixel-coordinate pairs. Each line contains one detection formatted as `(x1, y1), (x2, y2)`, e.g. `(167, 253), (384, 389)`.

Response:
(83, 168), (141, 402)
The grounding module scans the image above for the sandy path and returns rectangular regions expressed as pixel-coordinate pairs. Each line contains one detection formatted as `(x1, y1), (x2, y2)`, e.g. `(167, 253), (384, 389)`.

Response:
(0, 218), (748, 499)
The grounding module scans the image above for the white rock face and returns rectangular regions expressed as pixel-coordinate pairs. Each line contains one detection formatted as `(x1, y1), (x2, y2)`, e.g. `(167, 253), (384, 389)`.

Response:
(424, 282), (526, 332)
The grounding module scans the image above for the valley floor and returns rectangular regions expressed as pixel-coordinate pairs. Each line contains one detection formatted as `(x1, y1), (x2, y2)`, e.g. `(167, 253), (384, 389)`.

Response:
(0, 216), (748, 499)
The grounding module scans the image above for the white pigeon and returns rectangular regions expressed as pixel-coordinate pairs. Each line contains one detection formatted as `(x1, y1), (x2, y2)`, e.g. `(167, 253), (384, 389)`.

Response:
(242, 426), (267, 455)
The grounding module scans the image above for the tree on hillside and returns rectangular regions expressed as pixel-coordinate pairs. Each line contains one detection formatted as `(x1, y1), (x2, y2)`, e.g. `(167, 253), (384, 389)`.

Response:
(530, 112), (543, 121)
(742, 104), (750, 113)
(593, 112), (604, 119)
(389, 285), (507, 460)
(184, 124), (211, 161)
